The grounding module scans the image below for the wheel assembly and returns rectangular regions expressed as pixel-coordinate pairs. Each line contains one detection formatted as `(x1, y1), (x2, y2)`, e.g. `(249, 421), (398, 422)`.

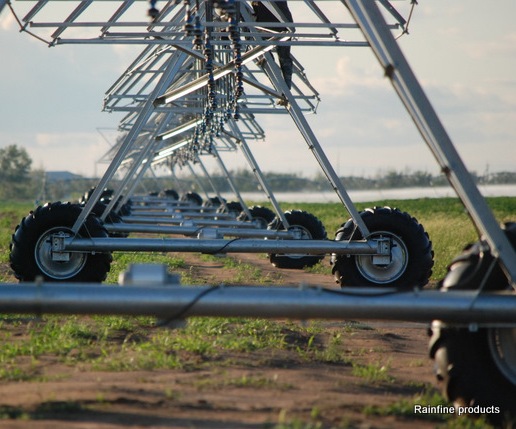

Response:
(159, 189), (179, 200)
(203, 196), (226, 208)
(268, 210), (327, 269)
(80, 187), (114, 204)
(429, 223), (516, 425)
(217, 201), (244, 217)
(180, 192), (203, 206)
(331, 206), (433, 288)
(10, 202), (112, 282)
(237, 206), (276, 229)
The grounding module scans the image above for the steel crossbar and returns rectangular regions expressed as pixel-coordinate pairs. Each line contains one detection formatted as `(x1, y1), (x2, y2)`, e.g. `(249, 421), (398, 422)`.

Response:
(8, 0), (408, 46)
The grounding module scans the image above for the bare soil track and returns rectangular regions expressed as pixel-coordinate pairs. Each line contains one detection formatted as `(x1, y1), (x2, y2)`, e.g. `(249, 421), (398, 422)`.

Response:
(0, 252), (451, 429)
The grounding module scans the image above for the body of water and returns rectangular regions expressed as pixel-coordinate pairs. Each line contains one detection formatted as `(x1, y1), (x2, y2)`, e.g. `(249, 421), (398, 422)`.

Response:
(239, 184), (516, 203)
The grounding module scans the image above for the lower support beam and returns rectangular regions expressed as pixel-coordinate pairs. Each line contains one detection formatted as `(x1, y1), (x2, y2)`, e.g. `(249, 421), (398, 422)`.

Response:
(1, 282), (515, 325)
(60, 236), (383, 255)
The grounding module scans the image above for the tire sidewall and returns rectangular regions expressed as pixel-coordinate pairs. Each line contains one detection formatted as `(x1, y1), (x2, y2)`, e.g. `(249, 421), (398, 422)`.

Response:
(429, 223), (516, 424)
(268, 210), (327, 269)
(237, 206), (276, 228)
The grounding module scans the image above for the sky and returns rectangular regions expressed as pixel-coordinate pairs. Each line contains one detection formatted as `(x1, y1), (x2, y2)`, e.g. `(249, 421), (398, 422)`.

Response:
(1, 1), (515, 179)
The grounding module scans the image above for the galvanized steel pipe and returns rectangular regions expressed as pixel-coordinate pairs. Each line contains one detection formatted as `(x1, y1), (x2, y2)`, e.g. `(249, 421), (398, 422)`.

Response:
(105, 224), (295, 239)
(0, 283), (515, 325)
(61, 237), (380, 254)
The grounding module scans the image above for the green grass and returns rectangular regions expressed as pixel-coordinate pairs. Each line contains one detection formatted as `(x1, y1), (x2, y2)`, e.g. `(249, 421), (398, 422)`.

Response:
(2, 197), (515, 282)
(201, 254), (272, 284)
(259, 197), (516, 280)
(0, 197), (514, 426)
(194, 372), (294, 391)
(351, 360), (395, 384)
(0, 315), (352, 377)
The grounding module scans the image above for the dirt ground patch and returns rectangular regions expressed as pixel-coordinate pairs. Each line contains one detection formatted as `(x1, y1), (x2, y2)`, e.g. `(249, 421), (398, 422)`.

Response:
(0, 251), (447, 429)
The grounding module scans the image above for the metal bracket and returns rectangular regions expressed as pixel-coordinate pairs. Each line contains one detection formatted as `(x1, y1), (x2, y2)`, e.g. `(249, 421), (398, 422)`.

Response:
(119, 263), (180, 287)
(51, 232), (71, 262)
(372, 237), (391, 265)
(197, 228), (222, 240)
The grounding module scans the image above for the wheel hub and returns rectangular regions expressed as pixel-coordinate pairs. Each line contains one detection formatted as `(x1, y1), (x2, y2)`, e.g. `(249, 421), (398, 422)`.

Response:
(355, 231), (408, 284)
(34, 227), (88, 280)
(283, 224), (313, 259)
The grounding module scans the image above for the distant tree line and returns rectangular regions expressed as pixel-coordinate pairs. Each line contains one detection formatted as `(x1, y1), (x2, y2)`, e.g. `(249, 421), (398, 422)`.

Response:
(136, 168), (516, 196)
(0, 144), (97, 202)
(1, 144), (516, 202)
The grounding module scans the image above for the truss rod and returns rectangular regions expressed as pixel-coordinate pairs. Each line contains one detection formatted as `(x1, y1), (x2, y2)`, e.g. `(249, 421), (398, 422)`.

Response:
(100, 0), (133, 35)
(53, 38), (369, 48)
(260, 51), (370, 236)
(71, 51), (188, 233)
(29, 21), (364, 29)
(229, 124), (290, 227)
(154, 35), (290, 106)
(21, 0), (49, 24)
(50, 0), (92, 40)
(345, 0), (516, 287)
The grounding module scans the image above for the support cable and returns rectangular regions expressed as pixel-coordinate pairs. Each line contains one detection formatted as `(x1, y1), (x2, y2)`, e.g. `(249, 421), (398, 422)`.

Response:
(7, 1), (53, 45)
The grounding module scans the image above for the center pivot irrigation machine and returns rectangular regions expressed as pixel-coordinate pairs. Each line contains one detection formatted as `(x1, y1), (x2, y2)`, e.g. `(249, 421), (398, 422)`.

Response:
(2, 0), (516, 423)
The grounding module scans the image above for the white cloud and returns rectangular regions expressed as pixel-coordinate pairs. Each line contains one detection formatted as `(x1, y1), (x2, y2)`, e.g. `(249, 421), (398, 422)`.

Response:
(1, 0), (514, 181)
(463, 32), (516, 61)
(20, 132), (110, 176)
(35, 132), (94, 148)
(308, 55), (390, 96)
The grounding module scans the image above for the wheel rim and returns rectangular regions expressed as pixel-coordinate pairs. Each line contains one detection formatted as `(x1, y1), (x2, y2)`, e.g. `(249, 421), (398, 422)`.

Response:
(488, 327), (516, 385)
(355, 231), (408, 284)
(35, 227), (88, 280)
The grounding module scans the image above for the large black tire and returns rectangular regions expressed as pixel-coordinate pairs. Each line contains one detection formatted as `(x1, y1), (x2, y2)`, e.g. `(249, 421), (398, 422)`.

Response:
(237, 206), (276, 229)
(118, 202), (132, 216)
(331, 206), (433, 288)
(80, 201), (119, 224)
(80, 187), (113, 204)
(429, 326), (516, 426)
(159, 189), (179, 200)
(79, 186), (96, 203)
(180, 191), (203, 206)
(429, 223), (516, 425)
(217, 201), (244, 217)
(86, 202), (129, 238)
(203, 196), (226, 208)
(10, 202), (112, 282)
(201, 197), (226, 214)
(267, 210), (327, 269)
